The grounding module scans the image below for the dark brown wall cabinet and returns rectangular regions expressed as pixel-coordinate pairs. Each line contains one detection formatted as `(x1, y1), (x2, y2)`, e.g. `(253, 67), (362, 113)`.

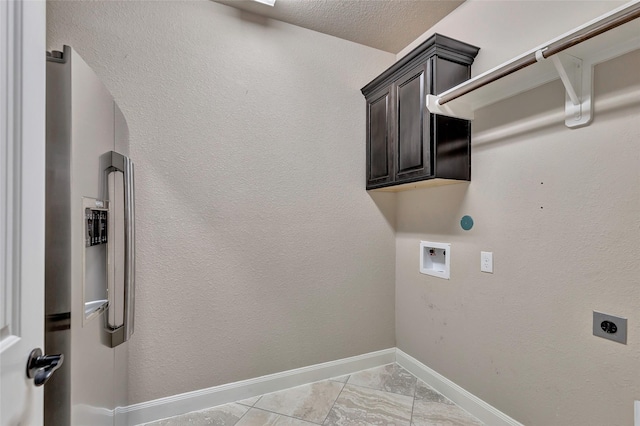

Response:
(361, 34), (480, 191)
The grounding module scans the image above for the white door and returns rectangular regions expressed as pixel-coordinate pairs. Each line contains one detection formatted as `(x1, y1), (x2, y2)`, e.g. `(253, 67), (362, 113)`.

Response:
(0, 1), (47, 425)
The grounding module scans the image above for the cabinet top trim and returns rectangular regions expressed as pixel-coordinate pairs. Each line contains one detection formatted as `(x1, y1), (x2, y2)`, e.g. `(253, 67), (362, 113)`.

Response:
(361, 33), (480, 96)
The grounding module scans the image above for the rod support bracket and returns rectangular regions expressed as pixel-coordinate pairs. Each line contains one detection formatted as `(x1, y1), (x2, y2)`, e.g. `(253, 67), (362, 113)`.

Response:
(548, 53), (593, 128)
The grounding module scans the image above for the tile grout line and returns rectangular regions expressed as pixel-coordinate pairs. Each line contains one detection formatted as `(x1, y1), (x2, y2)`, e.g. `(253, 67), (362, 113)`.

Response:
(409, 376), (418, 426)
(239, 405), (322, 425)
(233, 394), (264, 424)
(267, 406), (324, 425)
(320, 377), (349, 425)
(236, 377), (351, 425)
(236, 395), (262, 409)
(232, 403), (253, 426)
(251, 378), (350, 425)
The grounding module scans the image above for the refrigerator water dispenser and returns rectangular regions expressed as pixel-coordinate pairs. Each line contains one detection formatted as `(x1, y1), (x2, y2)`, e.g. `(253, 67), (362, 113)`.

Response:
(83, 197), (109, 322)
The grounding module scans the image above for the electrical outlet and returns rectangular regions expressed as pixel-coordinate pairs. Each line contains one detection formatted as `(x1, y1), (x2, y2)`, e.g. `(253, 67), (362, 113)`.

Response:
(481, 251), (493, 273)
(635, 400), (639, 426)
(593, 311), (627, 344)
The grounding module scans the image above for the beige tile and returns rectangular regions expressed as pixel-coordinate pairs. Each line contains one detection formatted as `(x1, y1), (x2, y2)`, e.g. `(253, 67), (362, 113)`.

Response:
(236, 408), (317, 425)
(411, 399), (483, 426)
(411, 380), (482, 425)
(324, 383), (413, 425)
(347, 363), (417, 396)
(254, 380), (344, 423)
(143, 402), (249, 426)
(414, 380), (451, 404)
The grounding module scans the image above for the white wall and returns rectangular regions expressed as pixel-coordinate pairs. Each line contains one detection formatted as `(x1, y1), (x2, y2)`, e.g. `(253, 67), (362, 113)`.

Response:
(396, 1), (640, 425)
(47, 0), (397, 404)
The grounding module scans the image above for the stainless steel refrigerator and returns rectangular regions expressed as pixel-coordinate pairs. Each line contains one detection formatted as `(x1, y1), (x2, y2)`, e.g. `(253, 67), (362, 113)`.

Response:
(45, 45), (135, 426)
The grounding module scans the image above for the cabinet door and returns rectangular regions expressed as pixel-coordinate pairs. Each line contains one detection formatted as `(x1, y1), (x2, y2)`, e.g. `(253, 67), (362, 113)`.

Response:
(366, 86), (393, 188)
(395, 63), (431, 182)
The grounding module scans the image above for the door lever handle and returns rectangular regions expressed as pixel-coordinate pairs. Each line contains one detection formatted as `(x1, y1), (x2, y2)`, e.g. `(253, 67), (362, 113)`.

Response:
(26, 348), (64, 387)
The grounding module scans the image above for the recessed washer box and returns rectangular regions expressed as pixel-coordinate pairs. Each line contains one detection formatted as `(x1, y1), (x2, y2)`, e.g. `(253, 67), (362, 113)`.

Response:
(420, 241), (450, 279)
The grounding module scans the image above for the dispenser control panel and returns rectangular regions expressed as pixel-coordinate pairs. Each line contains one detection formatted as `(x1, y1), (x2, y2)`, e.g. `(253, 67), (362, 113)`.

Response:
(85, 206), (108, 247)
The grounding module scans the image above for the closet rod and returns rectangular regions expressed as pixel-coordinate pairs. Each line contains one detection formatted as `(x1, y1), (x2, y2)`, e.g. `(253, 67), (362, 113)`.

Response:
(437, 2), (640, 106)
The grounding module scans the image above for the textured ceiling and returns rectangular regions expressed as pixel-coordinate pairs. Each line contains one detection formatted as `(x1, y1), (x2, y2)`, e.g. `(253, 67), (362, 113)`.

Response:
(212, 0), (465, 53)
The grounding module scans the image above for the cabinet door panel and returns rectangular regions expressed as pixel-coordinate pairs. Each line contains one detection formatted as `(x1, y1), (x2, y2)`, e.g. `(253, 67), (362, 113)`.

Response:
(433, 115), (470, 180)
(433, 56), (471, 95)
(432, 57), (472, 180)
(396, 64), (431, 181)
(366, 88), (393, 188)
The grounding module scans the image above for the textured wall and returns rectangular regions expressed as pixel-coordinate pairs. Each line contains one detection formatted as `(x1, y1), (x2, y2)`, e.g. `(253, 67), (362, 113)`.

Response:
(47, 0), (397, 404)
(396, 2), (640, 425)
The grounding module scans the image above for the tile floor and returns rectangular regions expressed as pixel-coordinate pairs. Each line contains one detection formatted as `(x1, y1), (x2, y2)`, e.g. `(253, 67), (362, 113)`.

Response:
(142, 363), (483, 426)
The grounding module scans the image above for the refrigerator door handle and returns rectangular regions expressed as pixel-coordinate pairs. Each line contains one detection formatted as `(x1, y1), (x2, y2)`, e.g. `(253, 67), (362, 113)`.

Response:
(104, 151), (135, 348)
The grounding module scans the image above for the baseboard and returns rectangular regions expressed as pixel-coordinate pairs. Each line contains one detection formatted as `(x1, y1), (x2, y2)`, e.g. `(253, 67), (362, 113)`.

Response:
(119, 347), (523, 426)
(395, 348), (524, 426)
(119, 348), (396, 426)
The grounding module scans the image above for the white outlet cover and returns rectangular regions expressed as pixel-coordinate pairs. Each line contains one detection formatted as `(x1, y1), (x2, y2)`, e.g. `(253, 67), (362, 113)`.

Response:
(635, 400), (639, 426)
(481, 251), (493, 273)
